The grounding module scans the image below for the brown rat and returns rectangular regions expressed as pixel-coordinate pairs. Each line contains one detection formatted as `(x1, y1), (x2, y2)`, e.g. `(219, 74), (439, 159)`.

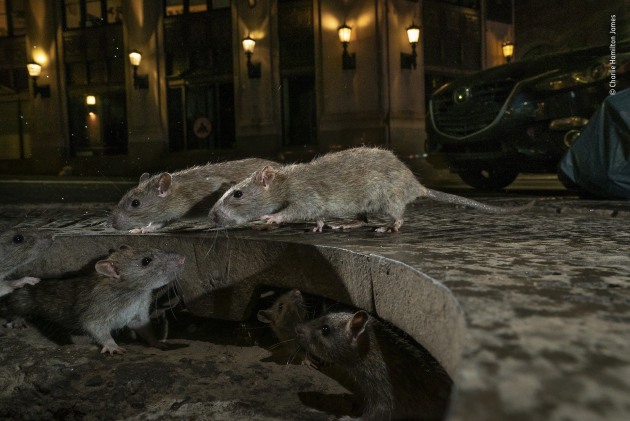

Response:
(111, 157), (276, 233)
(257, 289), (311, 364)
(296, 310), (452, 421)
(2, 245), (185, 355)
(0, 228), (53, 298)
(209, 147), (533, 232)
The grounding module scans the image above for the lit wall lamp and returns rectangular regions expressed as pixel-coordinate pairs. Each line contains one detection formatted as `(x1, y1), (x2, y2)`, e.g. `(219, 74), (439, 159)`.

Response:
(338, 23), (356, 70)
(401, 23), (421, 70)
(26, 63), (51, 98)
(242, 35), (261, 79)
(129, 50), (149, 89)
(86, 95), (96, 114)
(502, 41), (515, 63)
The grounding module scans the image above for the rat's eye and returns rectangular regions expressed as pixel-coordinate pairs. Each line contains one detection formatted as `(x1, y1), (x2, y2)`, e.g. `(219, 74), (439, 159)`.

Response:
(232, 190), (243, 199)
(12, 234), (24, 244)
(131, 199), (141, 208)
(320, 325), (331, 337)
(278, 303), (284, 312)
(141, 257), (152, 266)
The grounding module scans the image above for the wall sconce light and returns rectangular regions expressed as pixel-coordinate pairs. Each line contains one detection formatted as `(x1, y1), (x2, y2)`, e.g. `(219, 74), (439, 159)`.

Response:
(26, 63), (51, 98)
(86, 95), (96, 105)
(129, 50), (149, 89)
(401, 23), (421, 70)
(338, 23), (356, 70)
(86, 95), (96, 114)
(242, 35), (261, 79)
(502, 41), (515, 63)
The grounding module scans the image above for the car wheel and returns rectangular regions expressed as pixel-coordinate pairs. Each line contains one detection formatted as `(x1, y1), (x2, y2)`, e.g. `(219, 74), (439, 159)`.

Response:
(457, 169), (519, 190)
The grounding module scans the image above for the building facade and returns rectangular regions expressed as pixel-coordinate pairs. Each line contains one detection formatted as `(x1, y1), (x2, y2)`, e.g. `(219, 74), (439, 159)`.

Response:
(0, 0), (513, 176)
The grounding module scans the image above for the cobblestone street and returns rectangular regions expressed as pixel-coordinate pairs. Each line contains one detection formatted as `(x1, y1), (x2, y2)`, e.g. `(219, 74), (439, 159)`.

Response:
(1, 183), (629, 420)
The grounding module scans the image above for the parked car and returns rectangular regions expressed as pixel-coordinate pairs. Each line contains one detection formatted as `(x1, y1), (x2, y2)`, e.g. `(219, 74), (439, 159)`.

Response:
(425, 41), (630, 190)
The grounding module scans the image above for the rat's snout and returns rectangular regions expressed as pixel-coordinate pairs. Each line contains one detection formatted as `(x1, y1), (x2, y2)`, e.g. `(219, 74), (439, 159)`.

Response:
(209, 209), (220, 224)
(291, 289), (302, 301)
(209, 207), (231, 227)
(295, 324), (306, 342)
(109, 209), (136, 231)
(166, 252), (186, 268)
(109, 211), (124, 230)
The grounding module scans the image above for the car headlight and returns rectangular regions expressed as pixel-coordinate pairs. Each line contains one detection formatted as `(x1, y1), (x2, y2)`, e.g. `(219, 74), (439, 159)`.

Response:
(534, 62), (611, 91)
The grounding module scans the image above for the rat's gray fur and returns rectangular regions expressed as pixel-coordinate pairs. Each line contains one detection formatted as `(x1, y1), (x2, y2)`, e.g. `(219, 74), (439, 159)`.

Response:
(0, 228), (53, 297)
(111, 157), (275, 232)
(2, 245), (185, 355)
(257, 289), (308, 345)
(209, 147), (533, 232)
(296, 311), (452, 420)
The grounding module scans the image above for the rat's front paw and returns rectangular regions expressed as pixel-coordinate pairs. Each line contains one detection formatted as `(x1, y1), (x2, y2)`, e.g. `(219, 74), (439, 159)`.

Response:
(311, 220), (325, 232)
(261, 214), (284, 225)
(4, 317), (29, 329)
(7, 277), (41, 288)
(100, 344), (127, 355)
(302, 355), (318, 370)
(129, 223), (161, 234)
(375, 225), (399, 233)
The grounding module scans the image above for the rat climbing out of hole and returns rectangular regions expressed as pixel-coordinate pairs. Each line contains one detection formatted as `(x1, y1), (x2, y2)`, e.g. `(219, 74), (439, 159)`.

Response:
(296, 310), (453, 421)
(257, 289), (318, 367)
(0, 228), (53, 298)
(2, 245), (185, 355)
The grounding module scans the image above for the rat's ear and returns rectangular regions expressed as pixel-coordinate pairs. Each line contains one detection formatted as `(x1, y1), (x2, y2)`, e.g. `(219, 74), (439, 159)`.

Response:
(139, 173), (150, 184)
(157, 173), (172, 198)
(349, 311), (369, 343)
(95, 259), (120, 279)
(257, 310), (272, 324)
(256, 166), (276, 189)
(119, 245), (131, 251)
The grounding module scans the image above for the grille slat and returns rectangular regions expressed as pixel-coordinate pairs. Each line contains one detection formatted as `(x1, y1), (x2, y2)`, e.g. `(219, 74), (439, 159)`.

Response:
(432, 79), (516, 137)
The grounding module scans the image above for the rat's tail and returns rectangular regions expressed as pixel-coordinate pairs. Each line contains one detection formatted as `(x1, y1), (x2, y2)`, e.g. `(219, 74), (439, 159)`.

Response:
(424, 188), (535, 213)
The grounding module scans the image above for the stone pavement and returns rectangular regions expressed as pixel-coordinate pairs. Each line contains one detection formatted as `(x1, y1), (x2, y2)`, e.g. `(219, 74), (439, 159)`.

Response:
(1, 195), (629, 420)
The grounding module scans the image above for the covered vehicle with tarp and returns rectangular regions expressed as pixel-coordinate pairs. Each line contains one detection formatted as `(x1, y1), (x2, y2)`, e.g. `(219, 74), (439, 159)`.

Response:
(559, 88), (630, 199)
